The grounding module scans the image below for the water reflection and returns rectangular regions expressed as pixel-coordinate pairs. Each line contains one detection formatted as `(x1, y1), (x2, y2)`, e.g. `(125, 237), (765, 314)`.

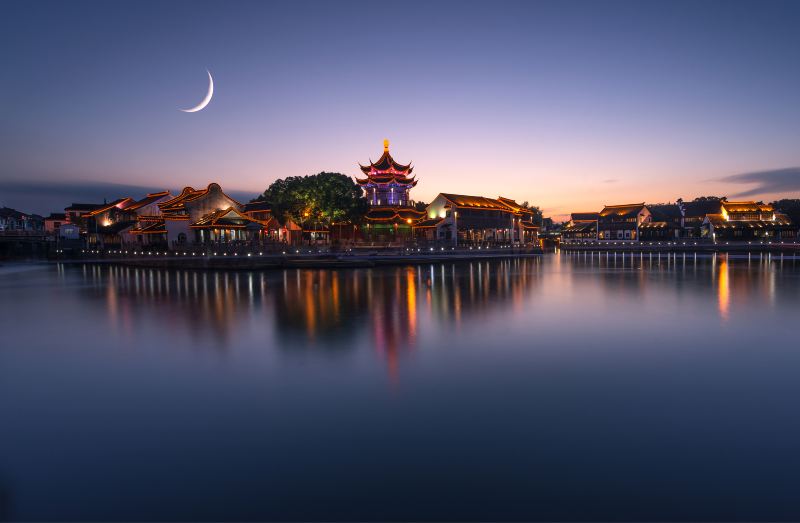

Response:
(67, 254), (797, 350)
(4, 255), (800, 521)
(69, 259), (545, 377)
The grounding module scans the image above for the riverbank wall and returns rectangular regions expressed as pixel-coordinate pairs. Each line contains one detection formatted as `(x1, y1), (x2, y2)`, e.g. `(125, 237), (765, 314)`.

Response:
(559, 240), (800, 254)
(55, 246), (544, 270)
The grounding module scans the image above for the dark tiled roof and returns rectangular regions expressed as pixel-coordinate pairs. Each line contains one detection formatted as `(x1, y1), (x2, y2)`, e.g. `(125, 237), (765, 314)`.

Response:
(440, 193), (511, 210)
(85, 198), (135, 216)
(571, 212), (599, 221)
(125, 191), (171, 211)
(722, 201), (773, 213)
(243, 201), (272, 212)
(563, 221), (597, 232)
(648, 204), (682, 221)
(96, 220), (137, 234)
(65, 203), (104, 211)
(0, 207), (25, 219)
(682, 200), (723, 218)
(413, 218), (444, 228)
(599, 203), (646, 218)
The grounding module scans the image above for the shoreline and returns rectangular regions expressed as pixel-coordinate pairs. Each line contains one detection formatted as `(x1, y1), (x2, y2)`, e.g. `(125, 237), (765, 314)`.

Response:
(48, 248), (544, 270)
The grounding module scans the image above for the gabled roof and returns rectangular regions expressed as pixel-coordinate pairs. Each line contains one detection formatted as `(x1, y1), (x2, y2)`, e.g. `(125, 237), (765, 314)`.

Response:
(130, 219), (167, 235)
(191, 207), (266, 229)
(599, 203), (646, 219)
(0, 207), (26, 219)
(158, 187), (200, 210)
(563, 221), (597, 232)
(439, 193), (510, 210)
(125, 191), (171, 211)
(681, 200), (724, 218)
(497, 197), (532, 213)
(413, 217), (445, 228)
(96, 220), (137, 234)
(243, 201), (272, 213)
(648, 204), (682, 221)
(722, 201), (774, 213)
(159, 183), (242, 214)
(65, 203), (104, 212)
(571, 212), (599, 222)
(85, 198), (135, 216)
(46, 213), (66, 220)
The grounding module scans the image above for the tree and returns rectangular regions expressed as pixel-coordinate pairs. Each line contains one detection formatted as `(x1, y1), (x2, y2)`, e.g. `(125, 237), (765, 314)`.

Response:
(520, 201), (544, 226)
(693, 196), (727, 202)
(255, 172), (368, 228)
(771, 199), (800, 224)
(414, 201), (428, 212)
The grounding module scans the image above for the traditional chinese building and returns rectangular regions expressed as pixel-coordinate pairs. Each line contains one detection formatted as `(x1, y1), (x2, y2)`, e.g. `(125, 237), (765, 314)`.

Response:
(704, 201), (796, 241)
(356, 140), (425, 242)
(597, 203), (651, 240)
(639, 204), (682, 240)
(416, 193), (539, 245)
(561, 212), (599, 241)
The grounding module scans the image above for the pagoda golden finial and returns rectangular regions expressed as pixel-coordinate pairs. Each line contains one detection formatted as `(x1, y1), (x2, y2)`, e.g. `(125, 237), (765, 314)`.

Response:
(383, 138), (389, 152)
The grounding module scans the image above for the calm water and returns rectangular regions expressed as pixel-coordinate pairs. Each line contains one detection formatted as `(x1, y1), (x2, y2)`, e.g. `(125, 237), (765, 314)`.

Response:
(2, 253), (800, 521)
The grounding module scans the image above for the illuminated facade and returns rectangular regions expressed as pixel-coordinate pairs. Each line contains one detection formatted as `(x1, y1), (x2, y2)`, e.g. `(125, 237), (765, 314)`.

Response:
(561, 212), (599, 241)
(417, 193), (539, 245)
(704, 201), (795, 241)
(356, 140), (425, 241)
(563, 199), (797, 242)
(597, 203), (651, 240)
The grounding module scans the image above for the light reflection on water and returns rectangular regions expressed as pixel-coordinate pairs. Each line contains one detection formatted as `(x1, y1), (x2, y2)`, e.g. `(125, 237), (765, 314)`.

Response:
(1, 254), (800, 521)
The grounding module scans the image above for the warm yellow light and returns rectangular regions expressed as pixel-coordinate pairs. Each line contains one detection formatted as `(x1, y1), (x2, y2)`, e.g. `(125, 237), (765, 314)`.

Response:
(384, 138), (389, 151)
(406, 218), (412, 224)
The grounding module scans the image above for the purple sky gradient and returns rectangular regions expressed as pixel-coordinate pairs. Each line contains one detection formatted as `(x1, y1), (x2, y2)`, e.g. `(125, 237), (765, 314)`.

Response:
(2, 0), (799, 217)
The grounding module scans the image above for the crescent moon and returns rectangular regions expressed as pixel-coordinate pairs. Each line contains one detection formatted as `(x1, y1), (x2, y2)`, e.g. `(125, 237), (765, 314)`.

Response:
(180, 69), (214, 113)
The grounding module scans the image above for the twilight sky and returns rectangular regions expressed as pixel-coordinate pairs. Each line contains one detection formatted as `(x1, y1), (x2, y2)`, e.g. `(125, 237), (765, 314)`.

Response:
(2, 0), (800, 218)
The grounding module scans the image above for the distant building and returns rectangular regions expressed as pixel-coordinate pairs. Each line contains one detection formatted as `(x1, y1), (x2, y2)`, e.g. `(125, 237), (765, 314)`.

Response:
(597, 203), (651, 240)
(64, 203), (103, 228)
(0, 207), (43, 232)
(639, 204), (682, 240)
(561, 212), (599, 241)
(44, 213), (66, 236)
(704, 201), (796, 241)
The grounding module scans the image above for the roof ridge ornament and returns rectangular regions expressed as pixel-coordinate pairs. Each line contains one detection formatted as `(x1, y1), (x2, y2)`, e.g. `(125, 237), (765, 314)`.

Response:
(384, 138), (389, 152)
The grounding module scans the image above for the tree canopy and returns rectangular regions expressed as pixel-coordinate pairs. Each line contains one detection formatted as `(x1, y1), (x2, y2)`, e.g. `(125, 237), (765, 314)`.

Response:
(771, 199), (800, 223)
(254, 172), (369, 228)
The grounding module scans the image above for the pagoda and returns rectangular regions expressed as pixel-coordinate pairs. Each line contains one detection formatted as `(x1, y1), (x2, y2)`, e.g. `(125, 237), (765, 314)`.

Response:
(356, 140), (425, 241)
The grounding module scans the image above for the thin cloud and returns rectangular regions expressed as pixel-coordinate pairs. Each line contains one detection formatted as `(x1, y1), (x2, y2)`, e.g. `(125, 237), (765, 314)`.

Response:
(602, 179), (618, 184)
(720, 167), (800, 198)
(0, 180), (258, 215)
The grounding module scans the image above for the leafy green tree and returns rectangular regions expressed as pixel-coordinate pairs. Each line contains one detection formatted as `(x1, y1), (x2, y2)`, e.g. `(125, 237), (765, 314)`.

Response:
(255, 172), (368, 228)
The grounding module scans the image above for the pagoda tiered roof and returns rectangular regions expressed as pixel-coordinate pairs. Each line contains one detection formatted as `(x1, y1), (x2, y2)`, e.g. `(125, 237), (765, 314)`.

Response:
(364, 206), (426, 224)
(356, 139), (417, 187)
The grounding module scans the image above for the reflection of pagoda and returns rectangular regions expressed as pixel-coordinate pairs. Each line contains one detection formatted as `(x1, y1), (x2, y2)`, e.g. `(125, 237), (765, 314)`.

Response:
(356, 139), (425, 241)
